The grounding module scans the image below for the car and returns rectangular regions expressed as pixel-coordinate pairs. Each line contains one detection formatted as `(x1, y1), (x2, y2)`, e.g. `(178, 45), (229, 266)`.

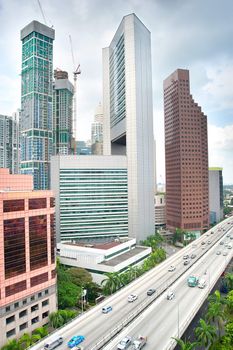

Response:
(191, 254), (196, 259)
(72, 347), (84, 350)
(226, 234), (230, 238)
(147, 288), (156, 296)
(167, 290), (175, 300)
(201, 241), (206, 245)
(223, 251), (228, 256)
(184, 260), (190, 265)
(67, 336), (85, 348)
(127, 294), (138, 302)
(102, 306), (112, 313)
(225, 242), (229, 247)
(220, 241), (224, 245)
(168, 265), (176, 272)
(211, 231), (214, 234)
(230, 236), (233, 240)
(183, 255), (189, 259)
(207, 240), (211, 244)
(117, 336), (132, 350)
(216, 251), (221, 255)
(206, 234), (210, 237)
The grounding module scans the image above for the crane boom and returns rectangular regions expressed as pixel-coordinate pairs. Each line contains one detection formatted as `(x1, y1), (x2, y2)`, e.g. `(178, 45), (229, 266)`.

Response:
(37, 0), (47, 25)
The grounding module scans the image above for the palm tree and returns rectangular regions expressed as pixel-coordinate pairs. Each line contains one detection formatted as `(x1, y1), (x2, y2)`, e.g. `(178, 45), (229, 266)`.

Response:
(208, 290), (225, 305)
(206, 302), (226, 338)
(172, 337), (199, 350)
(19, 333), (38, 348)
(1, 339), (22, 350)
(195, 318), (217, 347)
(101, 272), (121, 295)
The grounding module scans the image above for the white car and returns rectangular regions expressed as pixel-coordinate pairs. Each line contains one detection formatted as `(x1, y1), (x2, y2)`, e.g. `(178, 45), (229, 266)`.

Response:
(168, 265), (176, 272)
(127, 294), (138, 302)
(117, 336), (132, 349)
(167, 290), (175, 300)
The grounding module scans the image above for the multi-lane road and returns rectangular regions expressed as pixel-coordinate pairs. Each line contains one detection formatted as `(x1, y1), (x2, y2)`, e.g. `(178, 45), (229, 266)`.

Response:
(31, 218), (233, 350)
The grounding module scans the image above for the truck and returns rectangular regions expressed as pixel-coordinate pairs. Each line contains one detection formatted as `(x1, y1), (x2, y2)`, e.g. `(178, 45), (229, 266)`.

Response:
(132, 336), (147, 349)
(187, 275), (199, 287)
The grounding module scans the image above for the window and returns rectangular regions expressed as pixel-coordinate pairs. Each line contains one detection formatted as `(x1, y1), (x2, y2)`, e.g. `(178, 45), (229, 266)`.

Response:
(31, 316), (39, 324)
(19, 323), (27, 331)
(42, 299), (49, 307)
(42, 311), (49, 318)
(31, 272), (48, 287)
(44, 289), (49, 295)
(31, 304), (39, 312)
(23, 299), (27, 305)
(5, 281), (26, 297)
(38, 292), (42, 298)
(6, 329), (15, 338)
(14, 302), (19, 309)
(3, 199), (24, 212)
(31, 296), (35, 301)
(29, 215), (48, 270)
(29, 198), (46, 210)
(6, 316), (15, 325)
(5, 306), (10, 312)
(19, 310), (27, 318)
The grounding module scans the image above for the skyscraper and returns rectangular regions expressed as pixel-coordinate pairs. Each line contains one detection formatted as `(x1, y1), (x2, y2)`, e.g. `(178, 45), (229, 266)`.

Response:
(53, 69), (74, 155)
(164, 69), (209, 235)
(91, 103), (103, 155)
(20, 21), (55, 190)
(103, 13), (155, 242)
(209, 167), (224, 224)
(0, 114), (19, 174)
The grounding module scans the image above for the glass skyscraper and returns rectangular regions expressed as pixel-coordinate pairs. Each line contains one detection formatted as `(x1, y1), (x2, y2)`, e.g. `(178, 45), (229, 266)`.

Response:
(20, 21), (55, 189)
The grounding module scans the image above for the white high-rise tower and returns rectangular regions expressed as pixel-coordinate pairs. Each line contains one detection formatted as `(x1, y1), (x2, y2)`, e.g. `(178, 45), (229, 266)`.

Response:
(103, 13), (155, 241)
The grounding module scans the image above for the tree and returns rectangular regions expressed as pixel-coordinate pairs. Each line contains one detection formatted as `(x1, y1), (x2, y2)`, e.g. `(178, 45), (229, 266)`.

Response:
(67, 267), (92, 286)
(172, 228), (185, 245)
(32, 326), (48, 339)
(1, 339), (22, 350)
(19, 333), (40, 349)
(172, 338), (198, 350)
(85, 282), (101, 303)
(49, 311), (65, 329)
(58, 279), (81, 309)
(225, 273), (233, 291)
(206, 302), (225, 338)
(140, 232), (164, 251)
(208, 290), (225, 305)
(195, 318), (217, 347)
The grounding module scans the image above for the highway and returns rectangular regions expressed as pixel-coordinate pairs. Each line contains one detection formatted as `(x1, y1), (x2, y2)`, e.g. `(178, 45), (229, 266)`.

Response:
(30, 218), (233, 350)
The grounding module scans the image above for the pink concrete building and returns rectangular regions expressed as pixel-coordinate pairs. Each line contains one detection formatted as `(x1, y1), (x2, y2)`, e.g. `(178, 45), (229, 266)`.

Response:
(0, 169), (57, 346)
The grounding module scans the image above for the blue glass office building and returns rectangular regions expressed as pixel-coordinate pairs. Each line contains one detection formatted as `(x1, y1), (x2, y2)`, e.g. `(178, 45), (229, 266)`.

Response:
(20, 21), (55, 189)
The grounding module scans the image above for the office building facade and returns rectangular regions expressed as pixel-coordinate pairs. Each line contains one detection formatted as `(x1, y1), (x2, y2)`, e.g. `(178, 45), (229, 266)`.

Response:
(154, 194), (166, 229)
(209, 167), (224, 224)
(51, 155), (128, 241)
(103, 13), (155, 242)
(0, 114), (20, 174)
(164, 69), (209, 234)
(20, 21), (55, 190)
(0, 169), (56, 346)
(53, 69), (74, 155)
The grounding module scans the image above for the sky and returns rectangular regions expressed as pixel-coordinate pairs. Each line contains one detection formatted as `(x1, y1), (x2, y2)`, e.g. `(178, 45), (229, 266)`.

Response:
(0, 0), (232, 184)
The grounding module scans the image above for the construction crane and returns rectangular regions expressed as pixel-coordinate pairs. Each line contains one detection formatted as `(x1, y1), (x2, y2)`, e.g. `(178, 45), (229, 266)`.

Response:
(37, 0), (47, 25)
(69, 35), (81, 154)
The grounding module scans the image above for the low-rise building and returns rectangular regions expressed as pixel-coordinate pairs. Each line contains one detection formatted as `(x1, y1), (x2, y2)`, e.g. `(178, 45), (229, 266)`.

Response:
(57, 238), (151, 283)
(155, 194), (166, 229)
(0, 169), (56, 346)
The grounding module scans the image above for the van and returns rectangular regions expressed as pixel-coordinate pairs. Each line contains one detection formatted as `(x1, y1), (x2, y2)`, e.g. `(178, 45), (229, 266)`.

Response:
(44, 336), (63, 350)
(198, 278), (206, 289)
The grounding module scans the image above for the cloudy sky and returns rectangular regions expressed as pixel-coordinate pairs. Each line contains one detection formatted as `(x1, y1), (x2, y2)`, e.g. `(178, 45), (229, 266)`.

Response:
(0, 0), (232, 183)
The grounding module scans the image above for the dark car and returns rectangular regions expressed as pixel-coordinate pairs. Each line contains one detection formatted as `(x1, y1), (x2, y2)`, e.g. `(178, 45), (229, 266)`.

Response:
(191, 254), (196, 259)
(184, 260), (190, 265)
(147, 288), (156, 296)
(201, 241), (206, 245)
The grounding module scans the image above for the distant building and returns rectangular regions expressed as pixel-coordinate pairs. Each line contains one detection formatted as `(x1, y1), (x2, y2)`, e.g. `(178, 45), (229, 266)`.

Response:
(164, 69), (209, 235)
(57, 238), (151, 284)
(20, 21), (55, 189)
(91, 103), (103, 155)
(53, 69), (74, 155)
(209, 167), (224, 224)
(51, 155), (128, 241)
(76, 141), (91, 155)
(0, 169), (56, 347)
(155, 194), (166, 229)
(0, 114), (20, 174)
(103, 13), (155, 242)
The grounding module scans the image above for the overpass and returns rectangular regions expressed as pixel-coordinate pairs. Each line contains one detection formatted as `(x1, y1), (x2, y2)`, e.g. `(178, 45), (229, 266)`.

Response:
(30, 217), (233, 350)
